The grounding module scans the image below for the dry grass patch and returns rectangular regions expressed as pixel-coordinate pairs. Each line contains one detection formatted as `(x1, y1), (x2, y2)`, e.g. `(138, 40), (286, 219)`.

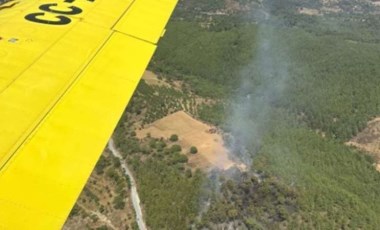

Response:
(346, 117), (380, 172)
(142, 70), (170, 87)
(136, 111), (241, 170)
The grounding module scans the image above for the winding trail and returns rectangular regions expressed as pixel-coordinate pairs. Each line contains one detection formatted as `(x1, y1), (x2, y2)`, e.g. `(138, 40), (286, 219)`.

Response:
(108, 138), (147, 230)
(78, 204), (117, 230)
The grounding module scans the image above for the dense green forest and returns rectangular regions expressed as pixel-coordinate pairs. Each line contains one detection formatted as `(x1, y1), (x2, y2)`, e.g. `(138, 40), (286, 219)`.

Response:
(151, 18), (380, 140)
(145, 0), (380, 228)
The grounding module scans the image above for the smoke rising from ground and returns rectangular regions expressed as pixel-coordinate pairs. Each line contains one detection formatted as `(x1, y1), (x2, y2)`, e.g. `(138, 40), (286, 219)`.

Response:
(226, 17), (290, 169)
(198, 11), (292, 224)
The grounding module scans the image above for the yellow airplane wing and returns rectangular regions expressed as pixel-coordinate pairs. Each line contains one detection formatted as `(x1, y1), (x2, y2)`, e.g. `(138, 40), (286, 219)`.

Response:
(0, 0), (177, 228)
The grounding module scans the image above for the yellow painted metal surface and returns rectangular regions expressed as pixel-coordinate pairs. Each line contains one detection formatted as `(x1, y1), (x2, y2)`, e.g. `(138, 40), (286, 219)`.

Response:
(0, 0), (177, 228)
(114, 0), (178, 44)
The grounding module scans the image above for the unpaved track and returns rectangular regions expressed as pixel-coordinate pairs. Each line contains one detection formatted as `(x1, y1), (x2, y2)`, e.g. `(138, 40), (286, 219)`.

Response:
(108, 139), (147, 230)
(79, 204), (117, 230)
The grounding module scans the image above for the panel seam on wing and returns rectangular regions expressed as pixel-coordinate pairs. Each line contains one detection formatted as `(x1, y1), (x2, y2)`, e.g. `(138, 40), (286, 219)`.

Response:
(112, 30), (157, 45)
(0, 22), (79, 96)
(110, 0), (137, 29)
(0, 32), (114, 174)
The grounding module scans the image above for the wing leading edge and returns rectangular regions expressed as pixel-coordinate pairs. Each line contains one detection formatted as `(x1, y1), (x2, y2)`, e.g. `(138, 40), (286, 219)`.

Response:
(0, 0), (177, 228)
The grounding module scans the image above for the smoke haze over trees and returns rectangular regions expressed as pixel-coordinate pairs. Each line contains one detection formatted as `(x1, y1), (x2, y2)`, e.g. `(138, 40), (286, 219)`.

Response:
(150, 0), (380, 228)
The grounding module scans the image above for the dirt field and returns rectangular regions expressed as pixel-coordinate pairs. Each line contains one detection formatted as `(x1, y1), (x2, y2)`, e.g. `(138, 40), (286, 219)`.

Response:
(346, 117), (380, 172)
(136, 111), (240, 170)
(142, 70), (170, 87)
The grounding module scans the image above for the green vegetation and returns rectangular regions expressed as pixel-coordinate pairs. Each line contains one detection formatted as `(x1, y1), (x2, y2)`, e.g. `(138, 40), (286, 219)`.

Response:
(154, 21), (380, 141)
(170, 144), (182, 153)
(115, 133), (201, 228)
(112, 194), (126, 210)
(67, 149), (134, 229)
(200, 171), (298, 229)
(252, 116), (380, 228)
(124, 80), (198, 125)
(190, 146), (198, 154)
(198, 103), (226, 126)
(114, 132), (203, 229)
(151, 21), (257, 98)
(94, 155), (109, 175)
(133, 157), (202, 229)
(147, 0), (380, 228)
(169, 134), (179, 142)
(83, 0), (380, 229)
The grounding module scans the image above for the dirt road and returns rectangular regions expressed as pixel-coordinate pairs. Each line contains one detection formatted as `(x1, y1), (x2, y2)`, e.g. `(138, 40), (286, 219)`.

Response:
(108, 139), (147, 230)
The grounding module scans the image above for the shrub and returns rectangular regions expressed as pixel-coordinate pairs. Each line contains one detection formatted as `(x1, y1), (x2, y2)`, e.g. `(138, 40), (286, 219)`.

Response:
(169, 134), (179, 142)
(171, 144), (182, 153)
(190, 146), (198, 154)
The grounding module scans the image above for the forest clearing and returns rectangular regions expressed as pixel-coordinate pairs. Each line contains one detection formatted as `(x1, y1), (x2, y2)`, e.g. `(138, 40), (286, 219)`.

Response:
(136, 110), (241, 170)
(346, 117), (380, 172)
(141, 71), (170, 87)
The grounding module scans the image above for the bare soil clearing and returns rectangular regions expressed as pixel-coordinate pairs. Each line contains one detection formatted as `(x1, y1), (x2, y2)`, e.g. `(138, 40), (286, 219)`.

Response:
(346, 117), (380, 172)
(142, 70), (191, 92)
(142, 70), (170, 87)
(136, 111), (239, 170)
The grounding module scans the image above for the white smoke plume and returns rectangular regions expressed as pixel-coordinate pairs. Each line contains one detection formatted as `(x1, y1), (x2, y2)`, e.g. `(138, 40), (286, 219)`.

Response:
(226, 18), (290, 169)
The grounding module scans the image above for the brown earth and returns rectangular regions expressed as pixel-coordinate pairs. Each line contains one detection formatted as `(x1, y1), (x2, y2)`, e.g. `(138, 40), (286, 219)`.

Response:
(64, 150), (136, 229)
(142, 70), (187, 91)
(346, 117), (380, 172)
(142, 70), (170, 87)
(136, 111), (242, 170)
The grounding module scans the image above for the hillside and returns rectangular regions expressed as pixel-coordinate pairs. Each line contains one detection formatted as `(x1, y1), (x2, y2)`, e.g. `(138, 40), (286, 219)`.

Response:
(66, 0), (380, 229)
(151, 0), (380, 228)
